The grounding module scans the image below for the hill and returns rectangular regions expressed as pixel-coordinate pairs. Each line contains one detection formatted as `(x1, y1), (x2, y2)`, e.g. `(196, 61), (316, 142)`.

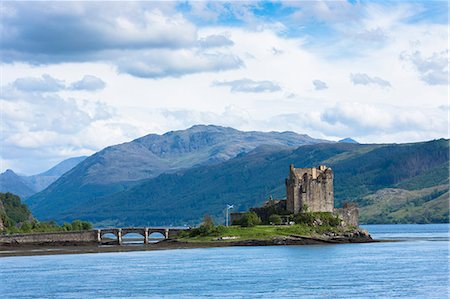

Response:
(0, 156), (87, 198)
(28, 138), (449, 226)
(22, 156), (87, 192)
(0, 192), (33, 230)
(0, 170), (35, 198)
(27, 125), (328, 214)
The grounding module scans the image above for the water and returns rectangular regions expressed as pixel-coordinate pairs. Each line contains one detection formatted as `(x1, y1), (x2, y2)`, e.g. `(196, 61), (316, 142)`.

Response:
(0, 224), (448, 298)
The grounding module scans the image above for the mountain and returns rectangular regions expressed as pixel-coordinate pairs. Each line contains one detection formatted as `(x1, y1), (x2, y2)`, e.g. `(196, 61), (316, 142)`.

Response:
(0, 156), (87, 198)
(338, 138), (358, 144)
(359, 183), (448, 224)
(27, 125), (329, 214)
(28, 138), (449, 226)
(0, 170), (35, 199)
(68, 125), (326, 185)
(23, 156), (87, 192)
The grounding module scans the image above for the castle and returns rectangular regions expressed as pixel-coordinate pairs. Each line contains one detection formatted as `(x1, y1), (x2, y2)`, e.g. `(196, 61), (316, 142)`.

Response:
(231, 164), (359, 226)
(286, 164), (334, 213)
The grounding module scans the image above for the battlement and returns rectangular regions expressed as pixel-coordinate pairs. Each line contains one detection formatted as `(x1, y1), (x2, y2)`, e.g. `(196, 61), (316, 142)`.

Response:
(289, 164), (331, 181)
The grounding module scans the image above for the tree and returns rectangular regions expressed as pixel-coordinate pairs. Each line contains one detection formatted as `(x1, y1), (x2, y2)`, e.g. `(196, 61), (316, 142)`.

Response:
(20, 221), (32, 233)
(63, 222), (72, 231)
(81, 221), (93, 230)
(269, 214), (282, 225)
(202, 214), (215, 229)
(71, 220), (83, 231)
(240, 212), (261, 227)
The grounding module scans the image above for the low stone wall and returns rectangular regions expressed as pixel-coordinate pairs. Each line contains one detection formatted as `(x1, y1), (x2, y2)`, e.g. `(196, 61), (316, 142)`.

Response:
(0, 230), (98, 245)
(333, 206), (359, 227)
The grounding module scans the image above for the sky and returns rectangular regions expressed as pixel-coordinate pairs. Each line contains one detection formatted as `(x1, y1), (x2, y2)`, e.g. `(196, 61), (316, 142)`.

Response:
(0, 0), (448, 175)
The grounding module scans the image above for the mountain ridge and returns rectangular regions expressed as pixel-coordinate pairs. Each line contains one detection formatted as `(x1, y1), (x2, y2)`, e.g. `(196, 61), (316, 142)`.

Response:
(27, 125), (329, 212)
(27, 138), (449, 226)
(0, 156), (87, 198)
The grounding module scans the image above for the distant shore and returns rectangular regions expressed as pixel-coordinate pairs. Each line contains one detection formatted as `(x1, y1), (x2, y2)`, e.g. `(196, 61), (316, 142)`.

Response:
(0, 234), (380, 258)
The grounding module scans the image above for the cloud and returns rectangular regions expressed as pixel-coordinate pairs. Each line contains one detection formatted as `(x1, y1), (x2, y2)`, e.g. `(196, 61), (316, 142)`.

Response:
(1, 3), (196, 61)
(70, 75), (106, 91)
(1, 92), (112, 135)
(271, 47), (283, 55)
(198, 34), (234, 48)
(213, 78), (281, 93)
(0, 88), (117, 174)
(1, 2), (243, 79)
(265, 102), (445, 142)
(319, 103), (430, 136)
(354, 28), (388, 43)
(7, 74), (107, 93)
(116, 49), (243, 78)
(12, 74), (65, 92)
(400, 50), (448, 85)
(313, 80), (328, 90)
(350, 73), (391, 87)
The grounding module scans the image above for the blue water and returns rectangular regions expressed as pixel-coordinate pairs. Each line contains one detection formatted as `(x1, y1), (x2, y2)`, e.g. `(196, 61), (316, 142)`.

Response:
(0, 224), (448, 298)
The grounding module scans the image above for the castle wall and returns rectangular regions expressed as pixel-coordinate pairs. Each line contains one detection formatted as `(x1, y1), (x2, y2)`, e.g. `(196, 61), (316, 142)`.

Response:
(0, 230), (99, 245)
(333, 206), (359, 227)
(286, 177), (300, 213)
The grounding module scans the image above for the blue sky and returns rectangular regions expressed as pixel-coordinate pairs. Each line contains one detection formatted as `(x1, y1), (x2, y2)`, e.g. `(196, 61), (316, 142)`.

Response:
(0, 1), (448, 174)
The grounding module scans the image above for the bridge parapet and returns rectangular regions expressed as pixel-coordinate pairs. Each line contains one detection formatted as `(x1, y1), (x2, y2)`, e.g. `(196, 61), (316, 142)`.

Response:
(97, 227), (189, 245)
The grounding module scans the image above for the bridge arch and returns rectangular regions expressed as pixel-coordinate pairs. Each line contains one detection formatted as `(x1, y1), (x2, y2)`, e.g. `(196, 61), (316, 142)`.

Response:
(97, 227), (188, 245)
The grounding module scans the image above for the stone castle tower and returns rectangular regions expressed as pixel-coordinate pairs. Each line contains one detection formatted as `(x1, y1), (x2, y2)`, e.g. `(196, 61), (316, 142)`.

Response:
(285, 164), (334, 214)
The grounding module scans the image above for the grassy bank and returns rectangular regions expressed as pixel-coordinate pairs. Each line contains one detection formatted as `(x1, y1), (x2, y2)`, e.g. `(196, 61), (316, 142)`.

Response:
(177, 224), (354, 242)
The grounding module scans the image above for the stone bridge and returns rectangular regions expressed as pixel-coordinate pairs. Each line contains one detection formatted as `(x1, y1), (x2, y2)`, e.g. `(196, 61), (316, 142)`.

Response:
(98, 227), (188, 245)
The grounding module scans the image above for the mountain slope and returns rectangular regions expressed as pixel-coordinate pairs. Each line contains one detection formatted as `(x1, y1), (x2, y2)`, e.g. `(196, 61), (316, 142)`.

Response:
(29, 139), (449, 226)
(360, 185), (448, 224)
(0, 170), (35, 198)
(27, 125), (328, 211)
(23, 156), (87, 192)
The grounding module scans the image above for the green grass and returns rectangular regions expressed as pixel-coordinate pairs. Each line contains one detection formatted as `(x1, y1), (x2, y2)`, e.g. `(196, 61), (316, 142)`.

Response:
(177, 224), (349, 242)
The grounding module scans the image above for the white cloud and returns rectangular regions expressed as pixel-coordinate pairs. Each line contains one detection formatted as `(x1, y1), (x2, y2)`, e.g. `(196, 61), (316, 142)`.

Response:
(354, 28), (388, 43)
(70, 75), (106, 91)
(265, 103), (446, 143)
(400, 50), (448, 85)
(116, 49), (243, 78)
(13, 74), (65, 92)
(198, 34), (234, 48)
(313, 80), (328, 90)
(350, 73), (391, 87)
(1, 2), (244, 79)
(212, 78), (281, 93)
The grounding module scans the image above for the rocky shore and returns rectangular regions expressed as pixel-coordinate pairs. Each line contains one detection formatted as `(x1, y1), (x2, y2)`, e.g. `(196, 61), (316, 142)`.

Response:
(0, 228), (377, 257)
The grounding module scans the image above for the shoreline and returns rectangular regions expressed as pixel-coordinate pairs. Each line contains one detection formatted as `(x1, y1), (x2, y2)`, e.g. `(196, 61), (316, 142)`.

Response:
(0, 234), (383, 258)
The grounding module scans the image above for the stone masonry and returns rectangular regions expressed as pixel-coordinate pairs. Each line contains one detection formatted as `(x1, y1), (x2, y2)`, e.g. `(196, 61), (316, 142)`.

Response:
(285, 164), (334, 214)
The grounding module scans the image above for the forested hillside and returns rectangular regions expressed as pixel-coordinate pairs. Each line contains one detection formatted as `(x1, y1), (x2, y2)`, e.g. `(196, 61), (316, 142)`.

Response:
(28, 139), (448, 226)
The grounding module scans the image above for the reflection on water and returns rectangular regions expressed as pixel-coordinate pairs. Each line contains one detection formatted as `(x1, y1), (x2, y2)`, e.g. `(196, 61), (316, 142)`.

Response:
(0, 224), (448, 298)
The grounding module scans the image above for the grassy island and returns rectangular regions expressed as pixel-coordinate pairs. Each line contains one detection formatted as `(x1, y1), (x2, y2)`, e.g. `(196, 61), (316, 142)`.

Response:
(177, 224), (355, 242)
(175, 213), (369, 244)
